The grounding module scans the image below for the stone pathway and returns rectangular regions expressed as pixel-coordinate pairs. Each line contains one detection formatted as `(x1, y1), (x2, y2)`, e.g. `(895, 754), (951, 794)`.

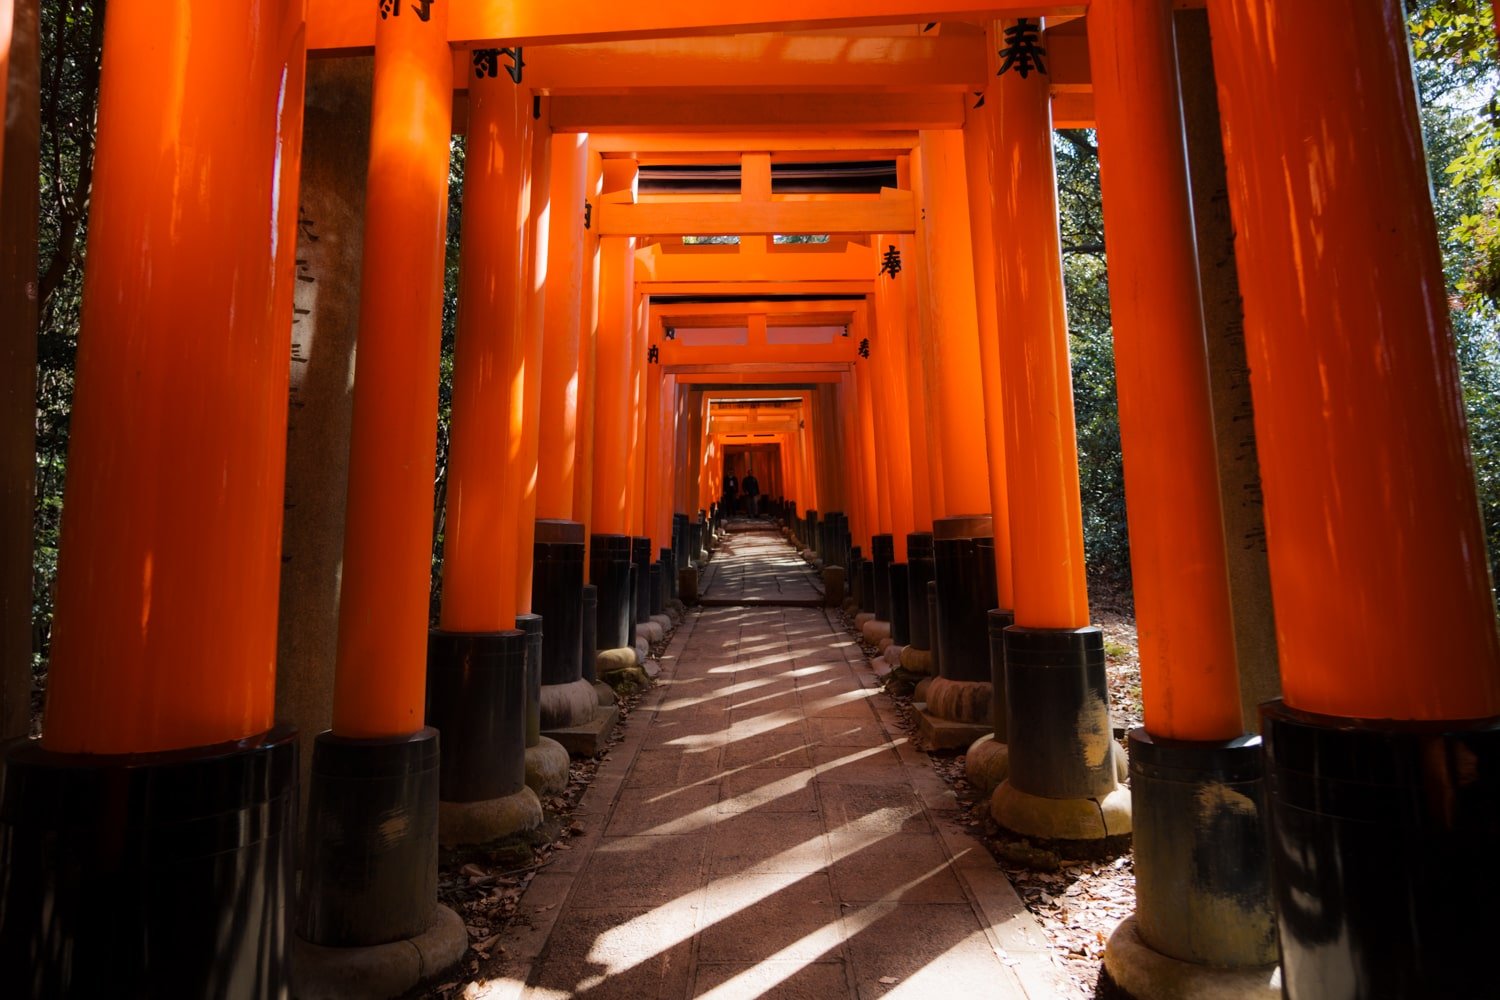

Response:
(699, 525), (823, 607)
(494, 530), (1059, 1000)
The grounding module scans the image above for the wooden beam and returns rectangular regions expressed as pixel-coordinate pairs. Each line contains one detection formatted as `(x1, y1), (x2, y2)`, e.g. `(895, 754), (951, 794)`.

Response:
(588, 132), (919, 159)
(639, 280), (874, 298)
(602, 190), (914, 236)
(308, 1), (1092, 51)
(1051, 91), (1096, 128)
(635, 241), (874, 284)
(553, 92), (965, 132)
(520, 33), (986, 94)
(671, 367), (851, 383)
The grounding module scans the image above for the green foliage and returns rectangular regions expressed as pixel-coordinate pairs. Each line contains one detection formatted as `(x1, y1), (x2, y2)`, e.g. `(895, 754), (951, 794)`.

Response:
(1054, 129), (1132, 603)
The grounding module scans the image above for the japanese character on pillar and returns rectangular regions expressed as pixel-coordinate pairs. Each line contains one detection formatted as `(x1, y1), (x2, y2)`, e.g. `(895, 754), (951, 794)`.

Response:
(473, 46), (526, 84)
(879, 244), (902, 279)
(998, 18), (1048, 79)
(379, 0), (435, 21)
(858, 338), (871, 359)
(647, 345), (660, 364)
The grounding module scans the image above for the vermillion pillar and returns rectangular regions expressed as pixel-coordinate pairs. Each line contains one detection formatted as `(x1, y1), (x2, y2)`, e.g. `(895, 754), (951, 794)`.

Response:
(961, 88), (1018, 794)
(1088, 1), (1275, 989)
(532, 133), (598, 735)
(591, 216), (639, 653)
(0, 1), (305, 992)
(1210, 2), (1500, 993)
(298, 6), (464, 984)
(986, 17), (1130, 845)
(425, 56), (546, 852)
(915, 129), (997, 745)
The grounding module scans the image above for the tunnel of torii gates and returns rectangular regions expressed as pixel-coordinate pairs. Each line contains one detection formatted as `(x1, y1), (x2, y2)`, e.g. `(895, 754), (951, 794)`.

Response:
(0, 1), (1498, 998)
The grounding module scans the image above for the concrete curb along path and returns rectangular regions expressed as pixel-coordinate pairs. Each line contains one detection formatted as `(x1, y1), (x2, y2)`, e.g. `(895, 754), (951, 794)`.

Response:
(477, 529), (1060, 999)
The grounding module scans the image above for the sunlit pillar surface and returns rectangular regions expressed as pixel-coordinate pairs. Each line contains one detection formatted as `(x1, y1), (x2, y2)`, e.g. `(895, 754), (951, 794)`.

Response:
(438, 62), (531, 635)
(1207, 2), (1500, 994)
(537, 133), (589, 522)
(1090, 0), (1243, 742)
(44, 0), (306, 755)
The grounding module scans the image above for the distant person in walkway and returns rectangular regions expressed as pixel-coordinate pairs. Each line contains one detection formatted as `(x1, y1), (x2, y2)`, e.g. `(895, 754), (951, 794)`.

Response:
(743, 469), (760, 518)
(723, 470), (739, 516)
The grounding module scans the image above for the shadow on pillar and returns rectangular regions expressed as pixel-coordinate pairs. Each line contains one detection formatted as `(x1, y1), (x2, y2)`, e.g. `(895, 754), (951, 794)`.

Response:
(992, 627), (1132, 845)
(1101, 730), (1278, 999)
(590, 534), (633, 653)
(532, 520), (594, 731)
(296, 725), (468, 995)
(1258, 703), (1500, 998)
(424, 631), (539, 846)
(918, 517), (997, 751)
(0, 729), (298, 997)
(517, 614), (569, 798)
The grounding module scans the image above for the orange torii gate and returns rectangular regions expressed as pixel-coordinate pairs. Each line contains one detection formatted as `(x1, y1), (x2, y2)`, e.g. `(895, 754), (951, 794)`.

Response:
(1, 3), (1496, 999)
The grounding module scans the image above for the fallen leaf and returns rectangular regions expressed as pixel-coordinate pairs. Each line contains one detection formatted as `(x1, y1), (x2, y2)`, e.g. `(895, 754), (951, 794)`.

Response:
(878, 976), (900, 985)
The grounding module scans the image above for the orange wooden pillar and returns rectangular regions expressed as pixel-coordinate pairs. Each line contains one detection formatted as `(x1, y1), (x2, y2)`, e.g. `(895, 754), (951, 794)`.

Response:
(438, 66), (530, 637)
(986, 18), (1128, 845)
(537, 134), (588, 523)
(1090, 0), (1243, 741)
(590, 179), (638, 648)
(573, 150), (604, 556)
(962, 99), (1015, 614)
(306, 1), (463, 964)
(915, 129), (991, 521)
(513, 99), (550, 616)
(1088, 1), (1273, 978)
(872, 238), (917, 563)
(4, 1), (306, 989)
(1208, 2), (1500, 990)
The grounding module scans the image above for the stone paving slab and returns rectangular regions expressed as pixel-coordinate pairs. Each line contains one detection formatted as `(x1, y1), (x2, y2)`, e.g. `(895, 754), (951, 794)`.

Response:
(483, 529), (1061, 1000)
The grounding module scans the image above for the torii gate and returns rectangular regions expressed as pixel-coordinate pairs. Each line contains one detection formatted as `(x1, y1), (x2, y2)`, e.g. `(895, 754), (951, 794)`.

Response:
(1, 3), (1496, 999)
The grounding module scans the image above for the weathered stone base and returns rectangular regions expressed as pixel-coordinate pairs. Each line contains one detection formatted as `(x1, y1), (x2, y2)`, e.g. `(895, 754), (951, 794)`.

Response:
(1102, 917), (1281, 1000)
(991, 780), (1132, 841)
(965, 734), (1009, 795)
(593, 680), (618, 706)
(633, 636), (650, 663)
(913, 677), (934, 703)
(914, 704), (993, 751)
(544, 703), (621, 757)
(650, 613), (674, 632)
(438, 786), (543, 848)
(853, 612), (875, 629)
(882, 643), (904, 666)
(596, 646), (637, 676)
(294, 904), (467, 1000)
(925, 677), (991, 725)
(861, 619), (892, 645)
(525, 736), (571, 797)
(636, 621), (664, 645)
(540, 678), (598, 730)
(899, 645), (936, 676)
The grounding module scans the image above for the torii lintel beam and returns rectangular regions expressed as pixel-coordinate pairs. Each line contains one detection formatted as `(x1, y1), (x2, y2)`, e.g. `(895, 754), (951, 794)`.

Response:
(551, 93), (964, 133)
(603, 191), (914, 237)
(307, 2), (1090, 51)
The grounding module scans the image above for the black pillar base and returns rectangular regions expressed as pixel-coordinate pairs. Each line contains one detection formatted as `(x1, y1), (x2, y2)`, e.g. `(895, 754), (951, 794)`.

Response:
(1262, 700), (1500, 998)
(533, 520), (585, 688)
(1004, 626), (1115, 799)
(0, 728), (297, 998)
(934, 536), (988, 682)
(987, 609), (1015, 738)
(589, 533), (633, 650)
(1129, 729), (1275, 968)
(906, 532), (935, 651)
(427, 629), (526, 802)
(889, 563), (911, 646)
(871, 534), (894, 620)
(300, 728), (440, 947)
(649, 562), (664, 617)
(580, 583), (598, 683)
(631, 537), (651, 625)
(516, 614), (544, 748)
(927, 580), (941, 674)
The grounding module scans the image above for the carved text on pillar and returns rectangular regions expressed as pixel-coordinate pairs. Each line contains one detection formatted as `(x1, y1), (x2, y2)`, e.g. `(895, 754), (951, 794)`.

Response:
(858, 338), (871, 359)
(997, 19), (1047, 79)
(647, 345), (660, 364)
(879, 245), (902, 278)
(474, 47), (525, 84)
(379, 0), (435, 21)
